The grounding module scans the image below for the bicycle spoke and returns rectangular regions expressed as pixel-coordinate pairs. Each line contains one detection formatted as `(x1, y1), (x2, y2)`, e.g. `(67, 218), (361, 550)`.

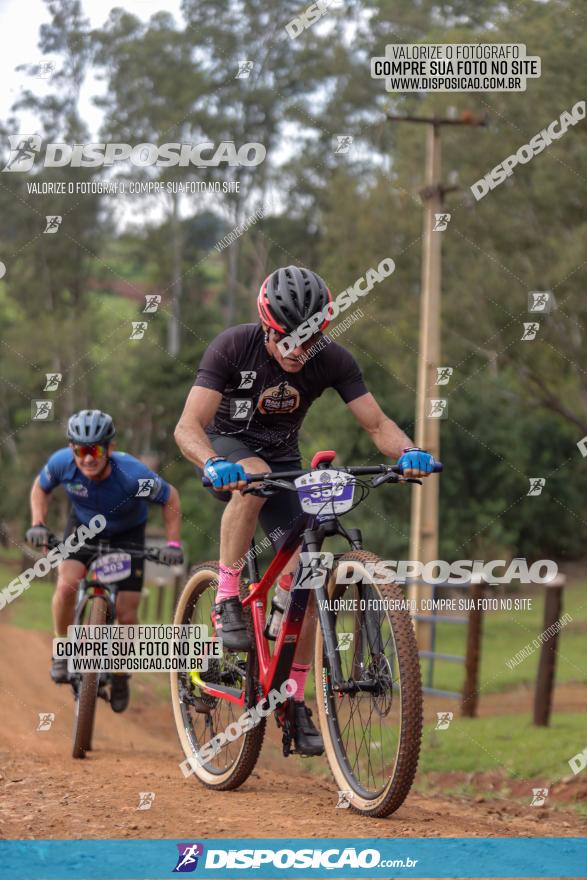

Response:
(325, 573), (410, 799)
(179, 578), (252, 775)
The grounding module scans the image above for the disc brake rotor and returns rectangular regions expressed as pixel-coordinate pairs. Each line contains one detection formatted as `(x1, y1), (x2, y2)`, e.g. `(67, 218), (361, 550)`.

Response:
(369, 654), (394, 717)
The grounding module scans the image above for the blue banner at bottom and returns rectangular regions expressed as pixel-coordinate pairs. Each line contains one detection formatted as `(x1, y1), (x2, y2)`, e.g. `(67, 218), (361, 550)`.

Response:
(0, 838), (585, 879)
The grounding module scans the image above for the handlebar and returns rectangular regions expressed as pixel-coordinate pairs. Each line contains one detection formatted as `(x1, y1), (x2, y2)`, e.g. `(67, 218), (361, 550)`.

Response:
(201, 460), (443, 489)
(35, 535), (171, 564)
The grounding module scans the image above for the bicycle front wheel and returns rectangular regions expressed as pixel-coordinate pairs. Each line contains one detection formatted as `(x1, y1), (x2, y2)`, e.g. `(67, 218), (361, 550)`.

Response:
(314, 550), (422, 817)
(72, 594), (107, 759)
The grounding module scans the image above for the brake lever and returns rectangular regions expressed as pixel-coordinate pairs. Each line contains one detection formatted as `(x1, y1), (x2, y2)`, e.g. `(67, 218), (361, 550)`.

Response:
(371, 472), (423, 488)
(265, 479), (296, 490)
(242, 478), (296, 498)
(242, 486), (278, 497)
(371, 472), (399, 488)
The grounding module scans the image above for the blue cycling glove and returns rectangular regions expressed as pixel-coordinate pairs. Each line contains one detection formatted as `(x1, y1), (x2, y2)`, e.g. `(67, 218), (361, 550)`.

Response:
(396, 447), (436, 475)
(204, 457), (247, 489)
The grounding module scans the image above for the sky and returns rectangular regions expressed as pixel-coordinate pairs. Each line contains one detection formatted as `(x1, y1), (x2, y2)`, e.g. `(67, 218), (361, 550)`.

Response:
(0, 0), (184, 136)
(0, 0), (334, 224)
(0, 1), (189, 226)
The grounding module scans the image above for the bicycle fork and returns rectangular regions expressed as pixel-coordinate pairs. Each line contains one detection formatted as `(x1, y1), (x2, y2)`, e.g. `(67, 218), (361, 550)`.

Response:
(299, 527), (384, 695)
(71, 582), (116, 700)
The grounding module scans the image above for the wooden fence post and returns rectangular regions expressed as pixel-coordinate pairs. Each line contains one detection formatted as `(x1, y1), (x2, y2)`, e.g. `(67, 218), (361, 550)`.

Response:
(533, 578), (565, 727)
(461, 578), (483, 718)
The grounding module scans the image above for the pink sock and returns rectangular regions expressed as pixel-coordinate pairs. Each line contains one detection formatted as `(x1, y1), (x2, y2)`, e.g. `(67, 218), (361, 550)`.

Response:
(290, 662), (311, 702)
(215, 564), (241, 604)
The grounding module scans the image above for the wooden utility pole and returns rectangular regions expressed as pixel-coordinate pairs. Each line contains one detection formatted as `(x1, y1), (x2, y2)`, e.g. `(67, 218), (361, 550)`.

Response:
(410, 120), (442, 646)
(387, 112), (486, 650)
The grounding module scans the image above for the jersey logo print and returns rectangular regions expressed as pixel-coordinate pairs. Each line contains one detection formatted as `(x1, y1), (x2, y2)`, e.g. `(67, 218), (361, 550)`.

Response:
(64, 481), (89, 497)
(257, 381), (300, 415)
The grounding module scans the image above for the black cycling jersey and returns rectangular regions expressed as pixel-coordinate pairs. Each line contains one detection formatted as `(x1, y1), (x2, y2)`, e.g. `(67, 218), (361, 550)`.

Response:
(193, 323), (368, 461)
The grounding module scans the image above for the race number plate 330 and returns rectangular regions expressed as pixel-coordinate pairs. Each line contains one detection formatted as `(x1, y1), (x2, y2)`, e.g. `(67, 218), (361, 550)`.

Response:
(90, 552), (132, 584)
(294, 469), (355, 516)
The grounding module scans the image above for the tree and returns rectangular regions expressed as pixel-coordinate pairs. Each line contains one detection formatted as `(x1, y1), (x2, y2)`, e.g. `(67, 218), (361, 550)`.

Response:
(93, 8), (206, 355)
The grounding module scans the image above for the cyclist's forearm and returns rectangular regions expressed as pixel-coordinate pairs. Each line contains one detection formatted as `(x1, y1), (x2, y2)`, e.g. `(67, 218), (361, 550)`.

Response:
(30, 478), (50, 524)
(370, 417), (413, 460)
(162, 486), (182, 543)
(174, 420), (217, 468)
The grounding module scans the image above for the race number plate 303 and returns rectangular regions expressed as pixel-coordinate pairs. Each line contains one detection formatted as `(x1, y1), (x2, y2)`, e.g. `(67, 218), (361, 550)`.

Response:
(90, 552), (132, 584)
(294, 469), (355, 515)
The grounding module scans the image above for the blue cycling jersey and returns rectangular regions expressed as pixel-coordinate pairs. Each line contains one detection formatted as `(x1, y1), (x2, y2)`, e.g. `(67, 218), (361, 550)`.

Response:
(38, 449), (171, 535)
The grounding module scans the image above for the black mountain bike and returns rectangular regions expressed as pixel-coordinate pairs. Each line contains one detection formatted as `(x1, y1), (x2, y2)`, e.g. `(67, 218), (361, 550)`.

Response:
(45, 537), (168, 758)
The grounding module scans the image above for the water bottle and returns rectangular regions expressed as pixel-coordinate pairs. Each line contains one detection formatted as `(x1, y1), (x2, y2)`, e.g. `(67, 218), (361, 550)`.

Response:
(265, 583), (291, 640)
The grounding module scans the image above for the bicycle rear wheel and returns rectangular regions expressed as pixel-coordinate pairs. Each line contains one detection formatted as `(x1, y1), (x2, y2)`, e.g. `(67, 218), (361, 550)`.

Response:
(314, 550), (422, 817)
(72, 595), (107, 759)
(170, 562), (265, 790)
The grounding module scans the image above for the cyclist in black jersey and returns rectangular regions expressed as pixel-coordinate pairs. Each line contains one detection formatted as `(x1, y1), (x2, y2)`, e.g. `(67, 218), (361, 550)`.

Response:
(175, 266), (436, 756)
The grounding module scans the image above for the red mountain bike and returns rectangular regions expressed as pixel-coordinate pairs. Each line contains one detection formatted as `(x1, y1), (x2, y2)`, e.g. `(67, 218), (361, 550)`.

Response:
(171, 450), (442, 817)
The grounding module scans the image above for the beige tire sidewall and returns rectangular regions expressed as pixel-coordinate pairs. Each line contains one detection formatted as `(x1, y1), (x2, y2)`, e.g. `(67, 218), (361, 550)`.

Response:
(170, 565), (247, 786)
(314, 554), (400, 813)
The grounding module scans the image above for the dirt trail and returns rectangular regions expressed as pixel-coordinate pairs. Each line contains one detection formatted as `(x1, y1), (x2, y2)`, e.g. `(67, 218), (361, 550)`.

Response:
(0, 625), (584, 840)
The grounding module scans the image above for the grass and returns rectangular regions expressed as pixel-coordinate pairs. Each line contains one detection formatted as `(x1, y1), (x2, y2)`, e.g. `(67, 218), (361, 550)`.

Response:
(298, 710), (587, 814)
(418, 711), (586, 779)
(421, 584), (587, 695)
(416, 711), (587, 816)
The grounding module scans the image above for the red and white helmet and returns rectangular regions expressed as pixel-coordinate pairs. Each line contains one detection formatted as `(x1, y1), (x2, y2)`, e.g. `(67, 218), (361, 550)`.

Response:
(257, 266), (332, 334)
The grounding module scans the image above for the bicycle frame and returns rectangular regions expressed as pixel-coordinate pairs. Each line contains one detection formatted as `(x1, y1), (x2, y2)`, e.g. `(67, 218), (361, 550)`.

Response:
(69, 580), (117, 696)
(192, 509), (365, 708)
(69, 542), (161, 686)
(192, 455), (442, 709)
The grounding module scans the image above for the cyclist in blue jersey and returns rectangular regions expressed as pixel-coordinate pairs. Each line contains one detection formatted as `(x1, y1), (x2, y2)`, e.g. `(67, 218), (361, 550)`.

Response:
(27, 410), (183, 709)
